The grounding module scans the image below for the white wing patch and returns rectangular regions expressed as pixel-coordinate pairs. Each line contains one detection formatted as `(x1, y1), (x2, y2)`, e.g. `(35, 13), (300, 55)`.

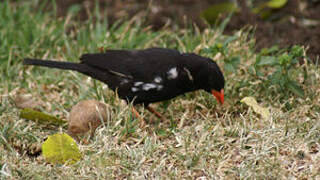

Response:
(167, 67), (178, 79)
(154, 76), (162, 83)
(120, 79), (129, 85)
(142, 83), (157, 91)
(131, 79), (164, 92)
(157, 85), (163, 90)
(183, 67), (193, 81)
(131, 87), (139, 92)
(134, 82), (144, 86)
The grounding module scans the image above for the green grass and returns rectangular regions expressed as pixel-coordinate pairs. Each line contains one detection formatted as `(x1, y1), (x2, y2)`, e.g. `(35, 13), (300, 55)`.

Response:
(1, 0), (320, 179)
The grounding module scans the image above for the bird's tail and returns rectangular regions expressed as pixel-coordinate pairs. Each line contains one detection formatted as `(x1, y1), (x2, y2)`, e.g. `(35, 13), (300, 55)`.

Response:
(23, 58), (110, 84)
(23, 58), (84, 72)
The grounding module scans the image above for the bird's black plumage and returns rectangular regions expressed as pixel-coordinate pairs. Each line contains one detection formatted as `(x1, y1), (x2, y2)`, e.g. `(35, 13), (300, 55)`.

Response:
(23, 48), (225, 105)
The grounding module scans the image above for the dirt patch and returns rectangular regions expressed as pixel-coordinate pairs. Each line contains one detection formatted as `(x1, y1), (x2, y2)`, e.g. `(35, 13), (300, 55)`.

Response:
(226, 0), (320, 61)
(55, 0), (320, 61)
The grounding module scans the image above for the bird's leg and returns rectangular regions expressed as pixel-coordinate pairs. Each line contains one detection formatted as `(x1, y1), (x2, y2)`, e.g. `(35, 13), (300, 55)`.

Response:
(131, 106), (140, 119)
(131, 106), (145, 127)
(131, 105), (166, 126)
(98, 46), (106, 53)
(146, 105), (166, 121)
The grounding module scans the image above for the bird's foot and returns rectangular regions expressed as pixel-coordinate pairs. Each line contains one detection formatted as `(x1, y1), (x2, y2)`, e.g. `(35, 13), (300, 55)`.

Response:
(131, 107), (146, 128)
(146, 105), (167, 122)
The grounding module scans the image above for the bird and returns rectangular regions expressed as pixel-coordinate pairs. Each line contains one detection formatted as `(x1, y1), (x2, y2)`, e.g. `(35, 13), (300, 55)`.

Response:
(23, 48), (224, 119)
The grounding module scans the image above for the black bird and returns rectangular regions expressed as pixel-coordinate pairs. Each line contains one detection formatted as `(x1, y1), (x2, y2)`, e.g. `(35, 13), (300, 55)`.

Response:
(23, 48), (224, 118)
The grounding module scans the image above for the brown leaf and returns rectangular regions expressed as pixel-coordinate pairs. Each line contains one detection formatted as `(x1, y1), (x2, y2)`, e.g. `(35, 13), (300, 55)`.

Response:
(14, 94), (44, 109)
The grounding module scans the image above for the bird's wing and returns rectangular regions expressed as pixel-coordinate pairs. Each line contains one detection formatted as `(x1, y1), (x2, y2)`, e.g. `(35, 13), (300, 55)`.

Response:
(79, 48), (182, 80)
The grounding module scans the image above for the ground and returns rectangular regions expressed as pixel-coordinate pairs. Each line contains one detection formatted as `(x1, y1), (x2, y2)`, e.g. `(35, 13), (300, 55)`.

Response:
(1, 0), (320, 179)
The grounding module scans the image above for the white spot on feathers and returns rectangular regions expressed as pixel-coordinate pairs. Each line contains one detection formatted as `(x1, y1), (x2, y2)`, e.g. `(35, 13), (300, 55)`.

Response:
(157, 85), (163, 90)
(131, 87), (139, 92)
(167, 67), (178, 79)
(183, 67), (193, 81)
(120, 79), (129, 85)
(154, 76), (162, 83)
(134, 82), (144, 86)
(142, 83), (157, 91)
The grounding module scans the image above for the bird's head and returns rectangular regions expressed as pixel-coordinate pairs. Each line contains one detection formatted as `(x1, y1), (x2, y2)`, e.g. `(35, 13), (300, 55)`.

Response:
(203, 60), (225, 105)
(183, 53), (225, 105)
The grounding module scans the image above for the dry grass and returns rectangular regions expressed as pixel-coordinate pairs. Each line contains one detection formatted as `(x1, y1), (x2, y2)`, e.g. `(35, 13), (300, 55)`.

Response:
(1, 1), (320, 179)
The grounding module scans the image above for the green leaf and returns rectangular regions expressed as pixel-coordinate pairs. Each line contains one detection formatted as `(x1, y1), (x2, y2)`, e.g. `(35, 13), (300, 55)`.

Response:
(248, 66), (255, 75)
(42, 133), (82, 165)
(201, 48), (212, 54)
(223, 36), (238, 48)
(286, 81), (304, 97)
(224, 56), (240, 73)
(20, 108), (66, 126)
(224, 63), (235, 73)
(261, 46), (279, 55)
(252, 0), (287, 17)
(230, 56), (241, 65)
(202, 46), (219, 55)
(267, 0), (288, 9)
(256, 56), (277, 66)
(290, 45), (304, 58)
(269, 71), (282, 84)
(201, 2), (238, 24)
(279, 53), (290, 65)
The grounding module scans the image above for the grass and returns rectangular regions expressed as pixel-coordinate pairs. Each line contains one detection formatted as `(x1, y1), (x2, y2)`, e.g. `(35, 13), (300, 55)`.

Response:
(1, 0), (320, 179)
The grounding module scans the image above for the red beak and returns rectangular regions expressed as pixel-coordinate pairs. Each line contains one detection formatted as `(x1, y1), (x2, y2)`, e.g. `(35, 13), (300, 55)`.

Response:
(211, 89), (224, 105)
